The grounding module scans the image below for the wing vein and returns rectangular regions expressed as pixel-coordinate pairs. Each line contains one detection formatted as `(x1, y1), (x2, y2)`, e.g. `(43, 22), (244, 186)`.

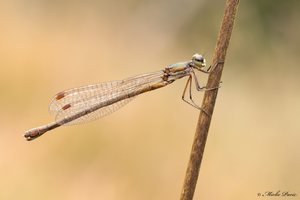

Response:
(49, 70), (164, 125)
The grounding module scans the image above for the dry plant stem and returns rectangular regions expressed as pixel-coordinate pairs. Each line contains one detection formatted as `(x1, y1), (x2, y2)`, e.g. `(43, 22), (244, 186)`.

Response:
(180, 0), (239, 200)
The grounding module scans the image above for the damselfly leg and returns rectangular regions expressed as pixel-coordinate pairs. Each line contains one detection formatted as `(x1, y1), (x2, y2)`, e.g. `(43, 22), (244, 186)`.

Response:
(181, 64), (222, 116)
(181, 74), (211, 116)
(206, 60), (225, 73)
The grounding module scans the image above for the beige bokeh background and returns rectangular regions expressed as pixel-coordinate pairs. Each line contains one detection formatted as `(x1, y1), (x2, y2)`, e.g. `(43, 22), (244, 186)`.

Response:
(1, 0), (299, 199)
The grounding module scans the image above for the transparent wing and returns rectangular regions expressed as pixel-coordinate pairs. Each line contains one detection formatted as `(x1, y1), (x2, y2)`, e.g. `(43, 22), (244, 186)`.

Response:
(49, 70), (164, 125)
(49, 80), (121, 114)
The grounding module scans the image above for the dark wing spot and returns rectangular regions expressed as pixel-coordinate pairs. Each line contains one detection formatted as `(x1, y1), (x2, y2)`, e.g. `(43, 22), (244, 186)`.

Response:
(62, 104), (71, 110)
(55, 92), (66, 100)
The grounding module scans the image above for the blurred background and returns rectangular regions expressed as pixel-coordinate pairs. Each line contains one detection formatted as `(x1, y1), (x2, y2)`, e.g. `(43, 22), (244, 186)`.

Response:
(1, 0), (299, 199)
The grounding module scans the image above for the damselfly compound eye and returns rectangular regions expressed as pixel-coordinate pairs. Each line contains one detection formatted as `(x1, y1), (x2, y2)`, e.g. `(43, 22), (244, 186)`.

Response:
(192, 54), (206, 68)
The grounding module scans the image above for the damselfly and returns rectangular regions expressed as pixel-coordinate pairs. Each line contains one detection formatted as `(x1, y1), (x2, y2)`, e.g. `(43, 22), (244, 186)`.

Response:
(24, 54), (216, 141)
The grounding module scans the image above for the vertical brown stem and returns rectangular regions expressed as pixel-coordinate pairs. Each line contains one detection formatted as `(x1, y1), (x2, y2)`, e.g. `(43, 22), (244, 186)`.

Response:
(180, 0), (239, 199)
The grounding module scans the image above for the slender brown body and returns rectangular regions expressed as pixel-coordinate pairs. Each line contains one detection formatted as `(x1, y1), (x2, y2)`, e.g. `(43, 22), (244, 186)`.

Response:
(24, 54), (208, 141)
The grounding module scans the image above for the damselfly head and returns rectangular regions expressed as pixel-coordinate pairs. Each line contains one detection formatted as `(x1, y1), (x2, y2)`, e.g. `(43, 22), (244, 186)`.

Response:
(192, 54), (206, 69)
